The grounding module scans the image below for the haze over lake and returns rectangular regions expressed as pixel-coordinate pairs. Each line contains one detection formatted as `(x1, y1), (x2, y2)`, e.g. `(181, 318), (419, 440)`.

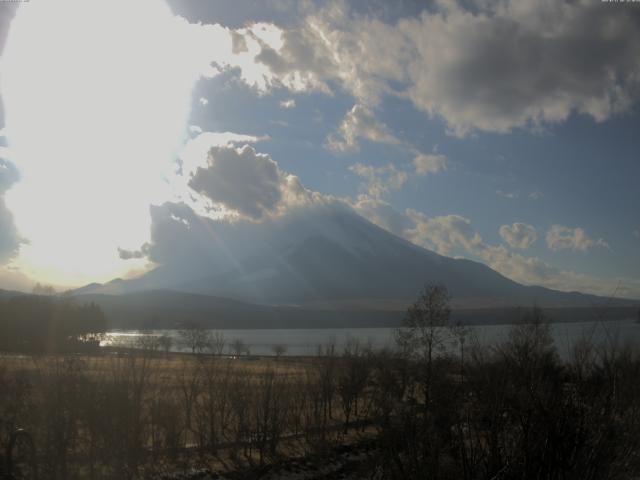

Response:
(103, 318), (640, 358)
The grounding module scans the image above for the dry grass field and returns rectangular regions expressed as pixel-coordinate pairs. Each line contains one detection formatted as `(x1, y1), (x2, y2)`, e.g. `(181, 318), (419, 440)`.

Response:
(3, 316), (640, 479)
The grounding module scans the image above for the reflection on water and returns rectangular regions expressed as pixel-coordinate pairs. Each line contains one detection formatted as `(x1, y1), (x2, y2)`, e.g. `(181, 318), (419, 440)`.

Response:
(101, 318), (640, 358)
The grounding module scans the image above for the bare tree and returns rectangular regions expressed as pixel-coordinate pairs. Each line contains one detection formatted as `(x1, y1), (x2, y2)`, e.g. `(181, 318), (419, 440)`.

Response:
(211, 330), (226, 356)
(338, 339), (370, 432)
(271, 344), (287, 359)
(158, 334), (173, 356)
(179, 325), (212, 355)
(396, 284), (451, 403)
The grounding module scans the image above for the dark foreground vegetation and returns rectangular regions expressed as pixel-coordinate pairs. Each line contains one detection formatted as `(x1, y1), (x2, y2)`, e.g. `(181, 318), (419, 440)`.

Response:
(0, 294), (107, 353)
(1, 286), (640, 479)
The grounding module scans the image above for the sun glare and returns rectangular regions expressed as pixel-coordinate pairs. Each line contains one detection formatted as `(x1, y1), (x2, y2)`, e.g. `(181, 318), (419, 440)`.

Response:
(1, 0), (206, 286)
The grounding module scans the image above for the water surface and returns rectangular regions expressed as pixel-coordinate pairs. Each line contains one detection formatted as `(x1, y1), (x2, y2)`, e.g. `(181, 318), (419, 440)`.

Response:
(102, 318), (640, 358)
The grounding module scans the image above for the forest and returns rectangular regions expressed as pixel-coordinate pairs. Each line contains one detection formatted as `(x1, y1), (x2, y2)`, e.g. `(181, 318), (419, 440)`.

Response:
(0, 294), (107, 353)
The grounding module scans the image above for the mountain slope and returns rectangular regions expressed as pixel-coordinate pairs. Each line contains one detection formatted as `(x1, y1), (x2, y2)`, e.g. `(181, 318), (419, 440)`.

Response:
(78, 204), (632, 308)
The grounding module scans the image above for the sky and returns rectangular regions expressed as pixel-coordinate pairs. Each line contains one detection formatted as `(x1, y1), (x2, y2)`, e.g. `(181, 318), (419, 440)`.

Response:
(0, 0), (639, 299)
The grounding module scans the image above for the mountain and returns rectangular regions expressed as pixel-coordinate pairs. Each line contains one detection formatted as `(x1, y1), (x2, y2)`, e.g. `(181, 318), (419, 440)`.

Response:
(72, 290), (638, 330)
(76, 204), (634, 309)
(0, 288), (28, 300)
(73, 290), (404, 329)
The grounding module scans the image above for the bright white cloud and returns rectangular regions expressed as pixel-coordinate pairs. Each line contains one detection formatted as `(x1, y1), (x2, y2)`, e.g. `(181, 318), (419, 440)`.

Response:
(529, 190), (544, 200)
(0, 158), (18, 192)
(403, 209), (637, 298)
(499, 223), (537, 249)
(546, 225), (609, 252)
(349, 162), (407, 200)
(199, 97), (209, 106)
(496, 190), (517, 199)
(350, 195), (409, 237)
(326, 104), (401, 153)
(179, 131), (268, 178)
(279, 99), (296, 109)
(404, 211), (482, 257)
(413, 153), (447, 176)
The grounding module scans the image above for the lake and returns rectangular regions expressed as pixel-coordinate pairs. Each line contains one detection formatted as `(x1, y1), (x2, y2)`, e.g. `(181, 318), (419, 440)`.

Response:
(101, 318), (640, 358)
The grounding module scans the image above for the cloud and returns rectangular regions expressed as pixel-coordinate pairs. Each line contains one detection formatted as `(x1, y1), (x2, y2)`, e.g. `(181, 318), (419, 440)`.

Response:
(117, 243), (150, 260)
(413, 153), (447, 175)
(179, 130), (268, 177)
(529, 190), (544, 200)
(546, 225), (609, 252)
(237, 22), (335, 93)
(349, 162), (407, 199)
(0, 158), (22, 264)
(0, 155), (18, 191)
(326, 107), (445, 172)
(199, 97), (209, 106)
(144, 202), (221, 268)
(189, 145), (286, 220)
(186, 144), (321, 221)
(224, 1), (640, 135)
(326, 104), (401, 153)
(496, 190), (517, 199)
(398, 1), (640, 135)
(138, 198), (340, 273)
(279, 98), (296, 109)
(404, 210), (483, 257)
(499, 223), (537, 249)
(126, 136), (338, 268)
(0, 266), (32, 292)
(350, 195), (409, 237)
(0, 200), (21, 264)
(402, 209), (638, 298)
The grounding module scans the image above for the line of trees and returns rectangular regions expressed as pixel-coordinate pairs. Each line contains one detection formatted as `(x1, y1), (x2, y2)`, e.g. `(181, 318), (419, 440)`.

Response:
(373, 284), (640, 479)
(0, 295), (108, 352)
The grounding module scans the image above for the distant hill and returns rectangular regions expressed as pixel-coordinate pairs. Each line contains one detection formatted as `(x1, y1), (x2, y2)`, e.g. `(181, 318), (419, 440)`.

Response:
(0, 288), (27, 300)
(0, 287), (636, 329)
(75, 290), (403, 329)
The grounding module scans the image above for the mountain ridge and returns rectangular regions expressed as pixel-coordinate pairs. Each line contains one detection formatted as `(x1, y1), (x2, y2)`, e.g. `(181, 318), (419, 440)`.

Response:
(73, 204), (637, 311)
(1, 287), (636, 330)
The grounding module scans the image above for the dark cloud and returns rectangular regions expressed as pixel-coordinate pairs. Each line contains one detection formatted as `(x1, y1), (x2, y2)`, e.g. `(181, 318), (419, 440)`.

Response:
(189, 145), (284, 220)
(117, 243), (150, 260)
(187, 144), (319, 220)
